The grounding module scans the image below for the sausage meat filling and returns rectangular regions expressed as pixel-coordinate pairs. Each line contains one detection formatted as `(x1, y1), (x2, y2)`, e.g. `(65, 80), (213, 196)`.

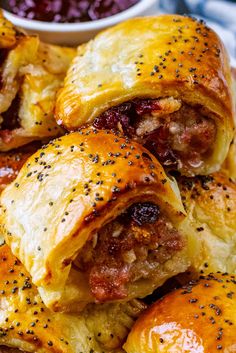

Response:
(93, 98), (216, 174)
(75, 202), (183, 302)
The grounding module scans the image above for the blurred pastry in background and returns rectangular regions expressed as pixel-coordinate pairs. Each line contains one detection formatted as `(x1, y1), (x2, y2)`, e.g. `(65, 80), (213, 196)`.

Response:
(0, 12), (76, 151)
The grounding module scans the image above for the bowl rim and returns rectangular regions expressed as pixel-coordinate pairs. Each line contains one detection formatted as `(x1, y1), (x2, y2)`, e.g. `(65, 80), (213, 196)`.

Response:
(2, 0), (157, 32)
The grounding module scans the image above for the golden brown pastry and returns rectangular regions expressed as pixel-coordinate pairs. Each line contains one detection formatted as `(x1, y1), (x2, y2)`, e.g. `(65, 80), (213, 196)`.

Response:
(0, 128), (189, 311)
(124, 272), (236, 353)
(0, 12), (75, 151)
(0, 243), (146, 353)
(56, 15), (234, 176)
(178, 172), (236, 273)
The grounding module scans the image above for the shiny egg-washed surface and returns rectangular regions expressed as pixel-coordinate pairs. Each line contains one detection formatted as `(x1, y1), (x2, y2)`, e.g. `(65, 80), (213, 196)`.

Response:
(124, 272), (236, 353)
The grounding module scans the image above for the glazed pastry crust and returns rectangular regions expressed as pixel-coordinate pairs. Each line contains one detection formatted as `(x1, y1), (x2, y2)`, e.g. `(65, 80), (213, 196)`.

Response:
(0, 128), (187, 311)
(124, 272), (236, 353)
(56, 15), (234, 175)
(179, 172), (236, 273)
(0, 13), (76, 151)
(0, 244), (145, 353)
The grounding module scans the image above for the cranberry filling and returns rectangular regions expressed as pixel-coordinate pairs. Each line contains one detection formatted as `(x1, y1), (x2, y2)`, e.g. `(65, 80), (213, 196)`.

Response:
(75, 202), (183, 302)
(93, 99), (216, 173)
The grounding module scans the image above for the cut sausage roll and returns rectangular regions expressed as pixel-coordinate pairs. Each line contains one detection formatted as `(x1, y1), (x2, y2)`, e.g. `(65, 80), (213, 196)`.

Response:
(56, 15), (234, 176)
(178, 172), (236, 274)
(0, 243), (146, 353)
(124, 272), (236, 353)
(0, 128), (188, 311)
(0, 12), (76, 151)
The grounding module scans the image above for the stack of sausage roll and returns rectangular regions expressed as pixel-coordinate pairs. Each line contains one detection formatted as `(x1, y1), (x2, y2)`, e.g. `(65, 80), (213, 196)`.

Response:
(0, 12), (235, 353)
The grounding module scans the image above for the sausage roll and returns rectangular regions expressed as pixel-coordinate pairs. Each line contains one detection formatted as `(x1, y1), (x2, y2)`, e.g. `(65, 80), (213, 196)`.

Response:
(0, 12), (75, 151)
(0, 128), (188, 311)
(178, 172), (236, 273)
(124, 272), (236, 353)
(56, 15), (234, 176)
(0, 243), (146, 353)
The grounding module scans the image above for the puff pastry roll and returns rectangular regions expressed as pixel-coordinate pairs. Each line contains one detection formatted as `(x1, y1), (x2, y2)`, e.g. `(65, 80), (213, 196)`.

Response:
(56, 15), (234, 176)
(0, 13), (75, 151)
(178, 172), (236, 273)
(0, 128), (188, 311)
(0, 243), (146, 353)
(124, 272), (236, 353)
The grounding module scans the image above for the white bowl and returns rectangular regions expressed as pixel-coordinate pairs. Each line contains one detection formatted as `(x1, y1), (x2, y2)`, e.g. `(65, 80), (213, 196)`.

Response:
(2, 0), (158, 46)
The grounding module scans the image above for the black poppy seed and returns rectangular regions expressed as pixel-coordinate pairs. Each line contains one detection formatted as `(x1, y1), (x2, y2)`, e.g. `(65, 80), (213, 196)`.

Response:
(48, 341), (53, 346)
(227, 292), (234, 299)
(112, 186), (120, 193)
(189, 298), (198, 303)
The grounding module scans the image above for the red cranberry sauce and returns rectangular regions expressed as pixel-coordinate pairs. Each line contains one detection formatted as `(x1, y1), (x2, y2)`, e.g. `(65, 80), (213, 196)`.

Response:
(4, 0), (139, 23)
